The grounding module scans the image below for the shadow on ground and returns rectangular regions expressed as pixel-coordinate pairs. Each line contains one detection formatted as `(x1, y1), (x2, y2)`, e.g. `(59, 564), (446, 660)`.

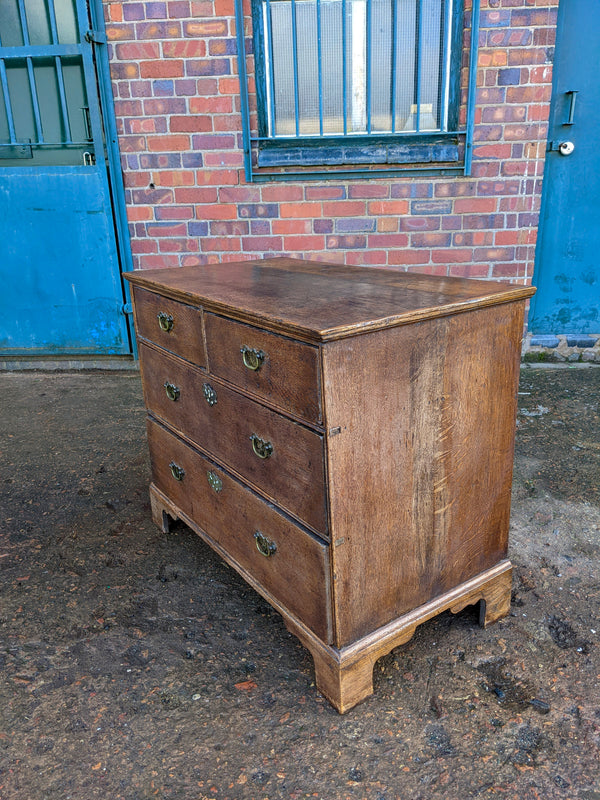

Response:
(0, 366), (599, 800)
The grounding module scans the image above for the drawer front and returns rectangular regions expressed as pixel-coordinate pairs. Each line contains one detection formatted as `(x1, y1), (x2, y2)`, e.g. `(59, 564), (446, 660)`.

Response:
(139, 342), (328, 534)
(204, 313), (321, 423)
(133, 286), (206, 367)
(147, 419), (331, 642)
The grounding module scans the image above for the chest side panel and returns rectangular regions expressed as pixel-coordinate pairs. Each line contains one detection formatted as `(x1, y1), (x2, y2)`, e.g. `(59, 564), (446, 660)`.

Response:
(323, 301), (526, 648)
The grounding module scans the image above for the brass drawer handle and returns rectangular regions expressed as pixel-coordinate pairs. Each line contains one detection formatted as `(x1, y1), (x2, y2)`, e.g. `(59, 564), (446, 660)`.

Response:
(169, 461), (185, 481)
(241, 346), (266, 371)
(250, 434), (273, 460)
(157, 311), (174, 332)
(202, 383), (217, 406)
(206, 470), (222, 493)
(164, 381), (180, 401)
(254, 531), (277, 558)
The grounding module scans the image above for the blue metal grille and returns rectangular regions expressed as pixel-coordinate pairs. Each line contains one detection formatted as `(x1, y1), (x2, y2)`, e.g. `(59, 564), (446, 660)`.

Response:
(0, 0), (102, 165)
(236, 0), (480, 181)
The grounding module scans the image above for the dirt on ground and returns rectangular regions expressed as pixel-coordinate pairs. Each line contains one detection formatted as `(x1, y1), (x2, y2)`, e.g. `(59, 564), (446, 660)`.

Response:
(0, 365), (599, 800)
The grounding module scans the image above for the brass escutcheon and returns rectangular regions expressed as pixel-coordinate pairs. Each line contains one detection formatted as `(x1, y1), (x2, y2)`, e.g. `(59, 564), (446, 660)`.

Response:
(254, 530), (277, 557)
(240, 345), (266, 371)
(157, 311), (174, 332)
(164, 381), (180, 401)
(202, 383), (217, 406)
(169, 462), (185, 481)
(250, 434), (273, 459)
(206, 470), (222, 493)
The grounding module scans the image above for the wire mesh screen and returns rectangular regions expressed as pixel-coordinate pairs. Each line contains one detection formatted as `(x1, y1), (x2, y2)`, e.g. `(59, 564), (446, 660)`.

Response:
(262, 0), (451, 138)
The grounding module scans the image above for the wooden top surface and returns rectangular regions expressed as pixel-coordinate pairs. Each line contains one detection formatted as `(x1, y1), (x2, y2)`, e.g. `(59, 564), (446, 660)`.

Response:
(125, 257), (536, 342)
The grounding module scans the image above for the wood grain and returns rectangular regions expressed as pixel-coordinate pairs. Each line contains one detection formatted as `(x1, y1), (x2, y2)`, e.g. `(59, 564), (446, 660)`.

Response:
(139, 341), (328, 534)
(125, 257), (535, 343)
(204, 312), (321, 423)
(147, 419), (332, 641)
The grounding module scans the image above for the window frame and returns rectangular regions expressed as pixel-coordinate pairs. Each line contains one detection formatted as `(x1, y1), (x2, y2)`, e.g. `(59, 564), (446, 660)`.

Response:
(235, 0), (481, 182)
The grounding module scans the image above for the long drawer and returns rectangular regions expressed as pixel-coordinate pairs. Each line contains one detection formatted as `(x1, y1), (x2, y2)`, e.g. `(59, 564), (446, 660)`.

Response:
(139, 342), (328, 535)
(132, 286), (206, 367)
(204, 312), (321, 424)
(147, 419), (332, 642)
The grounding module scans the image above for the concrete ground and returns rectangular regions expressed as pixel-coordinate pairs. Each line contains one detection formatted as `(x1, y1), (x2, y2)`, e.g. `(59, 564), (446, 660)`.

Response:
(0, 365), (598, 800)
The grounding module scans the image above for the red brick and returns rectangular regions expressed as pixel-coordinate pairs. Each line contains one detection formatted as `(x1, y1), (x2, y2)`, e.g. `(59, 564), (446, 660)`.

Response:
(195, 204), (238, 220)
(454, 197), (497, 213)
(411, 233), (452, 247)
(431, 248), (474, 264)
(272, 220), (312, 235)
(147, 134), (190, 151)
(126, 206), (154, 222)
(155, 206), (194, 220)
(151, 170), (195, 186)
(174, 187), (218, 203)
(210, 221), (249, 236)
(449, 264), (491, 278)
(189, 96), (234, 114)
(452, 231), (494, 247)
(398, 217), (441, 232)
(366, 200), (409, 216)
(473, 247), (516, 262)
(242, 236), (283, 252)
(345, 250), (388, 266)
(140, 60), (184, 78)
(219, 186), (261, 203)
(367, 233), (409, 248)
(283, 235), (326, 251)
(406, 264), (449, 276)
(261, 185), (304, 202)
(138, 254), (180, 269)
(322, 201), (366, 217)
(106, 23), (136, 41)
(110, 62), (140, 80)
(280, 202), (322, 218)
(326, 235), (367, 250)
(158, 238), (200, 253)
(348, 185), (389, 199)
(472, 143), (513, 159)
(131, 238), (158, 254)
(170, 115), (213, 132)
(162, 40), (207, 58)
(305, 186), (346, 201)
(115, 42), (161, 60)
(195, 169), (239, 185)
(184, 20), (228, 36)
(201, 237), (242, 252)
(204, 152), (244, 168)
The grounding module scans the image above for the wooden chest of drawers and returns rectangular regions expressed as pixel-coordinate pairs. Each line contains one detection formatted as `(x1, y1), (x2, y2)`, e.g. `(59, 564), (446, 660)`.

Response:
(125, 257), (535, 712)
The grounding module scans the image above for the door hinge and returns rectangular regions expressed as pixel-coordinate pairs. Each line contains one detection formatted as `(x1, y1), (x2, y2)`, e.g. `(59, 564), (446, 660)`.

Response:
(85, 29), (107, 45)
(122, 302), (133, 315)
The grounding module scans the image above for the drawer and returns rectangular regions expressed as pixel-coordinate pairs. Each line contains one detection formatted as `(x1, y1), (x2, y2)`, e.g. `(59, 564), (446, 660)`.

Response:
(147, 419), (332, 642)
(139, 342), (328, 534)
(132, 286), (206, 367)
(204, 313), (321, 423)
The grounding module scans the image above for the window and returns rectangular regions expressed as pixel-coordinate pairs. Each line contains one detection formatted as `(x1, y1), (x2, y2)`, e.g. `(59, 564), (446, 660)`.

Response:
(236, 0), (479, 180)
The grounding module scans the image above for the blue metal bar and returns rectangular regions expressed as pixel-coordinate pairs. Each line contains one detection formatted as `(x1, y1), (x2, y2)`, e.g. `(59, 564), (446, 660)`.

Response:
(54, 56), (72, 142)
(251, 128), (464, 141)
(46, 0), (60, 44)
(439, 0), (451, 130)
(0, 44), (82, 58)
(264, 0), (277, 137)
(390, 0), (398, 133)
(415, 0), (423, 132)
(16, 0), (30, 45)
(0, 59), (18, 143)
(316, 0), (323, 136)
(234, 0), (253, 180)
(26, 57), (44, 142)
(464, 0), (480, 175)
(75, 0), (103, 150)
(290, 0), (300, 136)
(342, 0), (347, 135)
(366, 0), (372, 133)
(0, 139), (89, 146)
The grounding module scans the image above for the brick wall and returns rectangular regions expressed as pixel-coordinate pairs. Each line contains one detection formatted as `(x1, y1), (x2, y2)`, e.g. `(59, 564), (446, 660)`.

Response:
(104, 0), (558, 286)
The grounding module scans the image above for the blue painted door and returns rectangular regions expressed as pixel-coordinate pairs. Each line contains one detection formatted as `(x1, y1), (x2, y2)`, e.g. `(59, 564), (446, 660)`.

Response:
(0, 0), (131, 355)
(529, 0), (600, 334)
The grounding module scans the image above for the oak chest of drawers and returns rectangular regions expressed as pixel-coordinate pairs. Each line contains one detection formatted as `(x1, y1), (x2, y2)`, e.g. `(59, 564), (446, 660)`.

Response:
(125, 257), (535, 712)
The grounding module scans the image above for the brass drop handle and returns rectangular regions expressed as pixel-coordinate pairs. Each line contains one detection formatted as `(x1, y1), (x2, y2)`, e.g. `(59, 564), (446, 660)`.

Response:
(206, 470), (222, 493)
(250, 434), (273, 459)
(169, 462), (185, 481)
(254, 531), (277, 558)
(164, 381), (180, 401)
(202, 383), (217, 406)
(157, 311), (174, 332)
(241, 345), (266, 371)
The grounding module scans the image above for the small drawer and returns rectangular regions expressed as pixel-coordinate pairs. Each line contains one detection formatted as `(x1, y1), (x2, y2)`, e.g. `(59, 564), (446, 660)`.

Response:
(147, 419), (332, 642)
(204, 313), (321, 423)
(139, 342), (328, 534)
(132, 286), (206, 367)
